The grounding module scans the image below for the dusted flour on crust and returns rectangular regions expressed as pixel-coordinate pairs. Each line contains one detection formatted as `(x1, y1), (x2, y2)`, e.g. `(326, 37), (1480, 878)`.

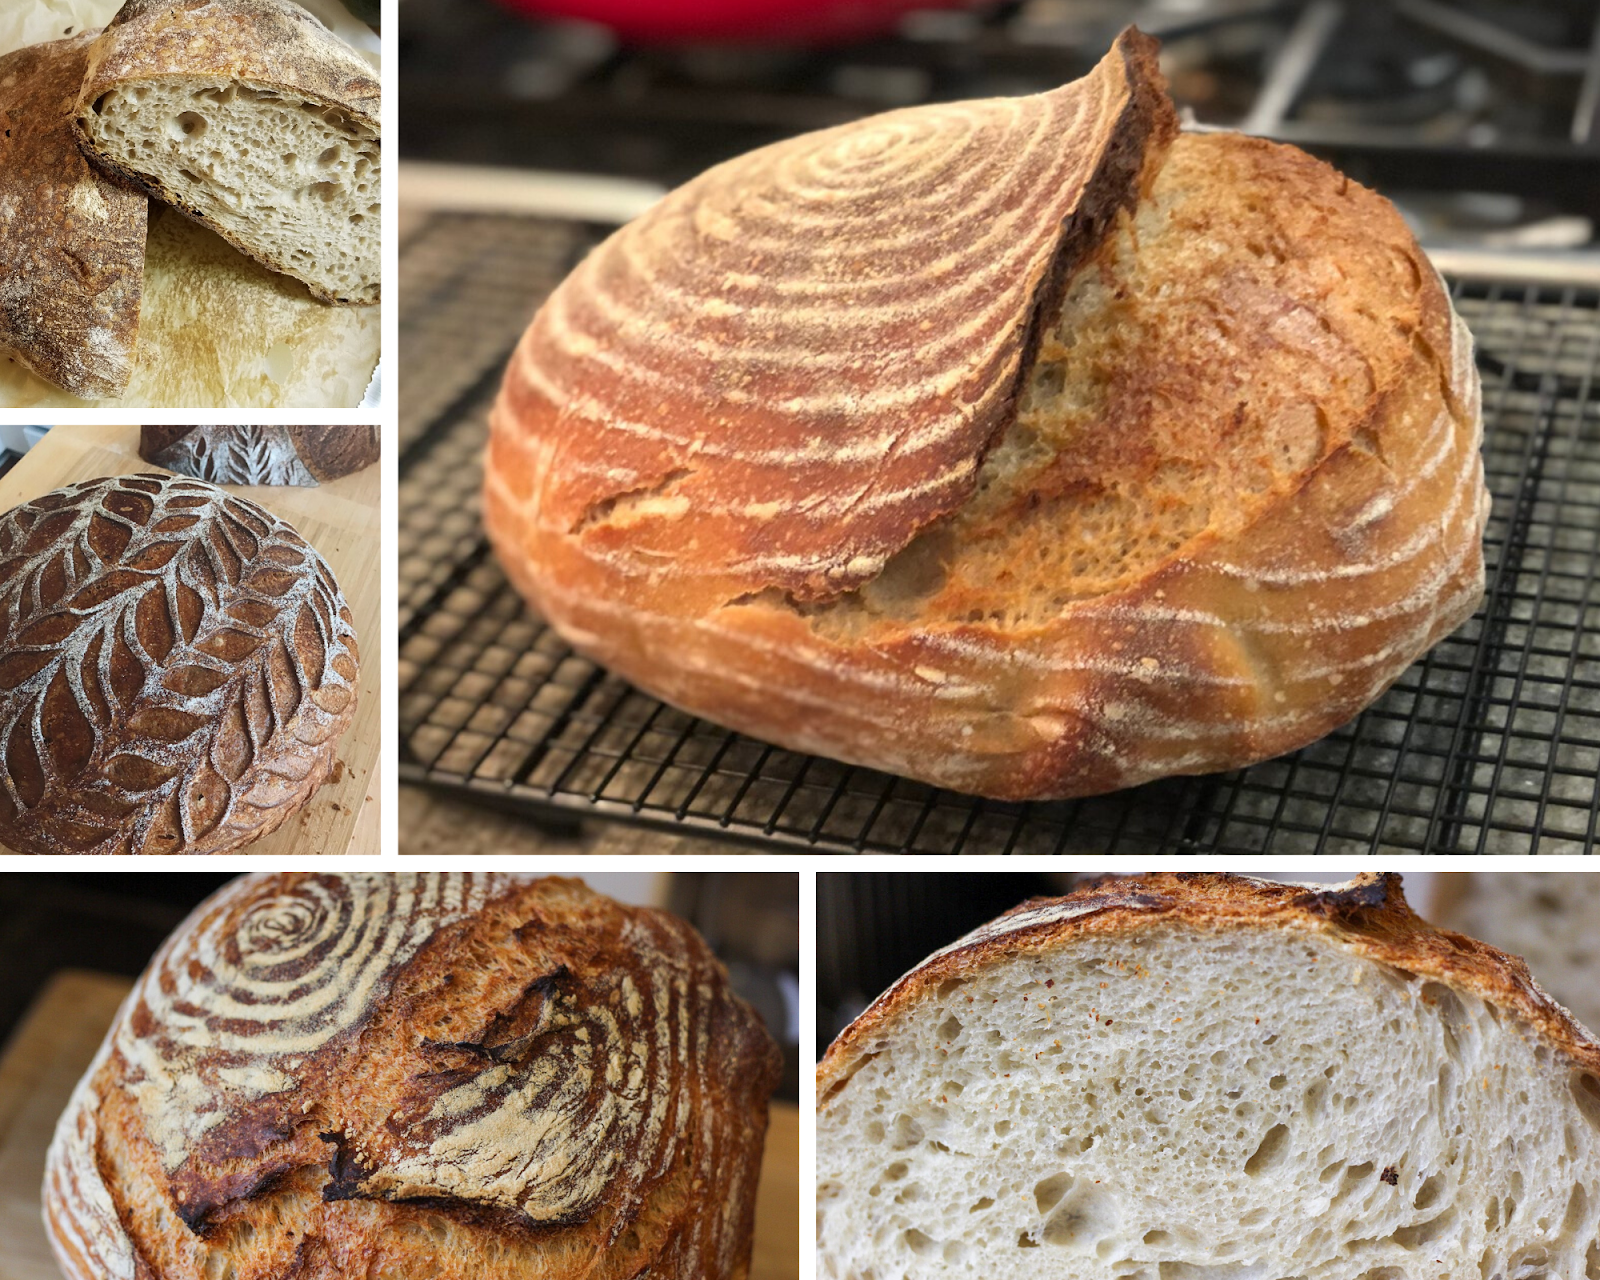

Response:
(486, 28), (1488, 802)
(0, 473), (358, 854)
(139, 425), (381, 486)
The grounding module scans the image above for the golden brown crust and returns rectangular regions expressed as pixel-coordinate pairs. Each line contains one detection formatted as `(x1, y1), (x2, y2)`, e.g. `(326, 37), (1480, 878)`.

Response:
(818, 873), (1600, 1096)
(492, 29), (1175, 607)
(74, 0), (380, 306)
(487, 116), (1486, 799)
(0, 474), (358, 855)
(0, 32), (146, 399)
(44, 874), (782, 1280)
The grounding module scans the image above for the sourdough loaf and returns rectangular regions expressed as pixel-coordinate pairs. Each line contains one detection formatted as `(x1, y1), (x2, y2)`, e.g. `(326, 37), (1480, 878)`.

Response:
(44, 873), (783, 1280)
(0, 31), (146, 399)
(0, 473), (358, 855)
(75, 0), (381, 306)
(140, 425), (380, 484)
(816, 873), (1600, 1280)
(485, 28), (1488, 800)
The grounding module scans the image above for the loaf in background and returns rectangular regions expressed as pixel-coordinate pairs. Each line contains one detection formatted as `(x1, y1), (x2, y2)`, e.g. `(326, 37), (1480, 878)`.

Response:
(140, 425), (380, 485)
(1433, 872), (1600, 1037)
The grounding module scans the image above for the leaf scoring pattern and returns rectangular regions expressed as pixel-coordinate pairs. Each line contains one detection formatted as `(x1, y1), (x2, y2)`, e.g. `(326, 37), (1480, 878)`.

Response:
(0, 474), (359, 855)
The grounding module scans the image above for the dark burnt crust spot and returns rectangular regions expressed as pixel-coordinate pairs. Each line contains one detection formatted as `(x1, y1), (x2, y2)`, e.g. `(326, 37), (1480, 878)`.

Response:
(1291, 873), (1399, 921)
(388, 1193), (593, 1235)
(318, 1129), (375, 1203)
(1379, 1165), (1399, 1186)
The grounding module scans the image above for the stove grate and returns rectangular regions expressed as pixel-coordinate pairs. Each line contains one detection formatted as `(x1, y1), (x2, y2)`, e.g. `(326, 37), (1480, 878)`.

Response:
(398, 210), (1600, 854)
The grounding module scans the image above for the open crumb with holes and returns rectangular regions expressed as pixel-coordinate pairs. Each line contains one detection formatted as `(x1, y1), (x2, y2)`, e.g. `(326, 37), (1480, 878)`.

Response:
(75, 0), (381, 306)
(817, 873), (1600, 1280)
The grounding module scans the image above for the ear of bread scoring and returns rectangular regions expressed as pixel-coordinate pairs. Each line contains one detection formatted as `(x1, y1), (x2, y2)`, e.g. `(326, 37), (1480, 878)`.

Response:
(0, 32), (147, 400)
(817, 873), (1600, 1280)
(491, 28), (1177, 608)
(75, 0), (381, 306)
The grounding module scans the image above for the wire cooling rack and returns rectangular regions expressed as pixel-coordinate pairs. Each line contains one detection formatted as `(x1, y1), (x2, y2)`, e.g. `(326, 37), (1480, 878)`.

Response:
(398, 210), (1600, 855)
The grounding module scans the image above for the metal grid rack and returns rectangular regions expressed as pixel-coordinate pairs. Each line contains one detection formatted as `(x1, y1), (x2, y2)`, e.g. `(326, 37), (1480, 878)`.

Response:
(398, 210), (1600, 854)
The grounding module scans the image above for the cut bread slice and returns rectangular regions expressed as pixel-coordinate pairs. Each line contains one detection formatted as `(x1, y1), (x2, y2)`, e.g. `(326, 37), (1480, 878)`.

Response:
(817, 873), (1600, 1280)
(75, 0), (381, 306)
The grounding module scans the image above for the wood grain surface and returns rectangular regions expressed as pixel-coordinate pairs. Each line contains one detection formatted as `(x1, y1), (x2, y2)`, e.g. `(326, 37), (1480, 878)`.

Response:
(0, 972), (798, 1280)
(0, 425), (380, 856)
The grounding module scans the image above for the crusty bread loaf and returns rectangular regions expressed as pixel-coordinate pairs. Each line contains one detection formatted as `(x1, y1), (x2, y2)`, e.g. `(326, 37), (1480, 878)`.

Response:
(0, 205), (382, 408)
(1434, 872), (1600, 1038)
(0, 473), (358, 855)
(485, 28), (1488, 801)
(140, 425), (380, 484)
(75, 0), (381, 306)
(44, 873), (783, 1280)
(817, 873), (1600, 1280)
(0, 31), (146, 399)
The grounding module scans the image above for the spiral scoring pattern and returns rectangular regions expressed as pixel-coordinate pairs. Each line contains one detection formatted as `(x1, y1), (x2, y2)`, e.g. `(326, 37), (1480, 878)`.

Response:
(495, 32), (1165, 601)
(117, 873), (513, 1170)
(44, 874), (781, 1280)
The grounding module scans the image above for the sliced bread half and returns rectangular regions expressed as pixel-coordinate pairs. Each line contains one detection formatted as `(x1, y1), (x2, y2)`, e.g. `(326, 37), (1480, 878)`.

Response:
(817, 873), (1600, 1280)
(75, 0), (380, 306)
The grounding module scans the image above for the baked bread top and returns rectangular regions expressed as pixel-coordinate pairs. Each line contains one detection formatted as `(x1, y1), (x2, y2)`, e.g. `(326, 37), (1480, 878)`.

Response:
(140, 426), (381, 485)
(45, 873), (784, 1280)
(817, 874), (1600, 1279)
(0, 31), (146, 399)
(486, 29), (1488, 801)
(0, 473), (357, 854)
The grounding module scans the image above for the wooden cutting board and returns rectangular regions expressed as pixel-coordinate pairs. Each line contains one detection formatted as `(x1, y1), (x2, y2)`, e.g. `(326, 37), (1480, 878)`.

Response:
(0, 972), (799, 1280)
(0, 427), (380, 856)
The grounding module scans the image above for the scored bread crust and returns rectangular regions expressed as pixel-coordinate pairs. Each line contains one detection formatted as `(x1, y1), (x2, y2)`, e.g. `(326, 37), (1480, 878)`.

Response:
(140, 425), (381, 484)
(486, 30), (1488, 802)
(74, 0), (381, 306)
(0, 473), (358, 855)
(43, 873), (783, 1280)
(492, 29), (1175, 607)
(819, 873), (1600, 1090)
(0, 31), (147, 399)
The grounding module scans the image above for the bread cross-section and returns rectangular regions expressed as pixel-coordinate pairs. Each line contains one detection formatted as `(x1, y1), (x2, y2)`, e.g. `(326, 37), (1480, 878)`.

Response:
(817, 873), (1600, 1280)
